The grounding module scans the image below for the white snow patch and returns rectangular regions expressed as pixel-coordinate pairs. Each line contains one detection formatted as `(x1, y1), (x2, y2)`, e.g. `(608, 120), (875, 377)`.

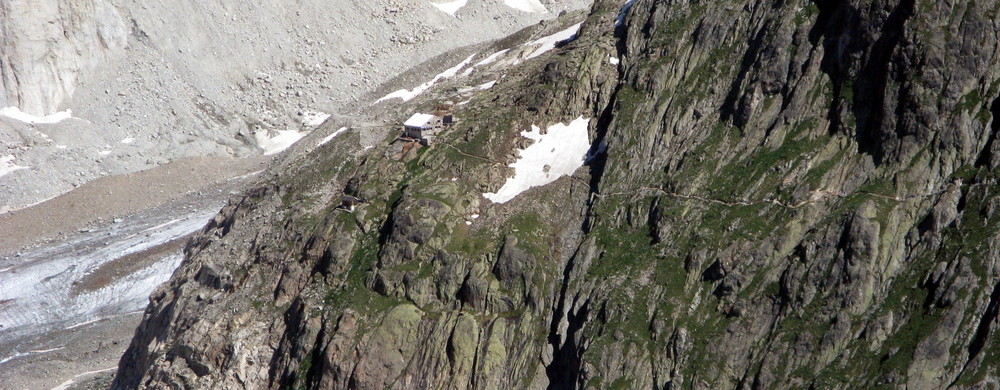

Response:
(471, 214), (480, 219)
(65, 318), (102, 331)
(318, 127), (349, 146)
(7, 194), (59, 213)
(120, 137), (135, 144)
(477, 80), (498, 90)
(140, 217), (184, 234)
(430, 0), (468, 16)
(609, 57), (620, 65)
(458, 80), (498, 94)
(99, 150), (112, 156)
(56, 145), (68, 149)
(228, 170), (265, 182)
(0, 106), (73, 124)
(255, 130), (308, 155)
(302, 111), (331, 127)
(462, 49), (510, 77)
(525, 23), (582, 59)
(461, 49), (512, 76)
(476, 49), (510, 67)
(376, 54), (477, 103)
(0, 156), (27, 178)
(50, 367), (117, 390)
(484, 117), (591, 204)
(465, 221), (473, 226)
(0, 347), (62, 366)
(0, 352), (26, 365)
(30, 347), (64, 354)
(504, 0), (547, 13)
(457, 100), (471, 106)
(617, 0), (637, 27)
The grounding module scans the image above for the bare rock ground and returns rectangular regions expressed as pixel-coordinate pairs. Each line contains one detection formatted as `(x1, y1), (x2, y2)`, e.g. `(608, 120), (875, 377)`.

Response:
(0, 1), (595, 388)
(1, 312), (135, 390)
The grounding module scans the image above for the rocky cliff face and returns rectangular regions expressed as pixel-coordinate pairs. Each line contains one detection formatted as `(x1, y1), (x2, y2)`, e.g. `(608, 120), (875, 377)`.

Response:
(113, 0), (1000, 388)
(0, 0), (127, 116)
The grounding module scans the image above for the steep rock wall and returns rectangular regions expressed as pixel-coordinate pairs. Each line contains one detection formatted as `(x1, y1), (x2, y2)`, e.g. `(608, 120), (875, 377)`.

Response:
(0, 0), (126, 115)
(113, 0), (1000, 389)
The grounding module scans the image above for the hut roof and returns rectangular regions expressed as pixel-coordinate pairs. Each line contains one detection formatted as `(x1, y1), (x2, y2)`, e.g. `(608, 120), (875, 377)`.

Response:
(404, 113), (437, 128)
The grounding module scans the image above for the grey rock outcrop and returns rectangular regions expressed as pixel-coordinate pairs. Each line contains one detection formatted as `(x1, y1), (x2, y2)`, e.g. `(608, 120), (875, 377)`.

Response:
(113, 0), (1000, 388)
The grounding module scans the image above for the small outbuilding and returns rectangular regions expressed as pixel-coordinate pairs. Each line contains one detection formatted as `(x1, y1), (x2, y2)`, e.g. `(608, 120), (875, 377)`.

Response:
(434, 101), (457, 126)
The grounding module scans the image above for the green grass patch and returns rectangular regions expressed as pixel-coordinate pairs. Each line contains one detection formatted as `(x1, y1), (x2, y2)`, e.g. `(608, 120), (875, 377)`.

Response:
(795, 3), (820, 25)
(323, 233), (404, 315)
(587, 223), (657, 278)
(445, 222), (495, 258)
(703, 122), (827, 201)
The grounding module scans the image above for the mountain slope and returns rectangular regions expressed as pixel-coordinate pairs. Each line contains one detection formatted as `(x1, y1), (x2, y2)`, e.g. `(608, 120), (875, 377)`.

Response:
(113, 0), (1000, 388)
(0, 0), (589, 211)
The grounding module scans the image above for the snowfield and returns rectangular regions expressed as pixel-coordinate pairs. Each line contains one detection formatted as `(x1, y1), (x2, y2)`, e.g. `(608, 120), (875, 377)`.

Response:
(318, 127), (349, 146)
(484, 117), (591, 203)
(431, 0), (468, 16)
(255, 129), (309, 155)
(0, 106), (73, 124)
(376, 54), (477, 103)
(525, 23), (583, 59)
(505, 0), (548, 13)
(458, 80), (498, 94)
(0, 156), (27, 179)
(476, 80), (498, 90)
(475, 49), (510, 67)
(373, 20), (584, 105)
(301, 111), (331, 127)
(49, 367), (117, 390)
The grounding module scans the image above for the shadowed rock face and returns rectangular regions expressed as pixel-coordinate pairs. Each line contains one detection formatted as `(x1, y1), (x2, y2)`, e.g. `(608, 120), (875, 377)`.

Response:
(113, 0), (1000, 388)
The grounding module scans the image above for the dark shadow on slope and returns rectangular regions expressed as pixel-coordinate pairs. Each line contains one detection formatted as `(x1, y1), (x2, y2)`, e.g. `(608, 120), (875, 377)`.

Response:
(720, 21), (773, 129)
(974, 96), (1000, 168)
(852, 0), (916, 164)
(813, 0), (916, 165)
(966, 281), (1000, 364)
(268, 298), (310, 387)
(545, 257), (591, 390)
(809, 0), (844, 138)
